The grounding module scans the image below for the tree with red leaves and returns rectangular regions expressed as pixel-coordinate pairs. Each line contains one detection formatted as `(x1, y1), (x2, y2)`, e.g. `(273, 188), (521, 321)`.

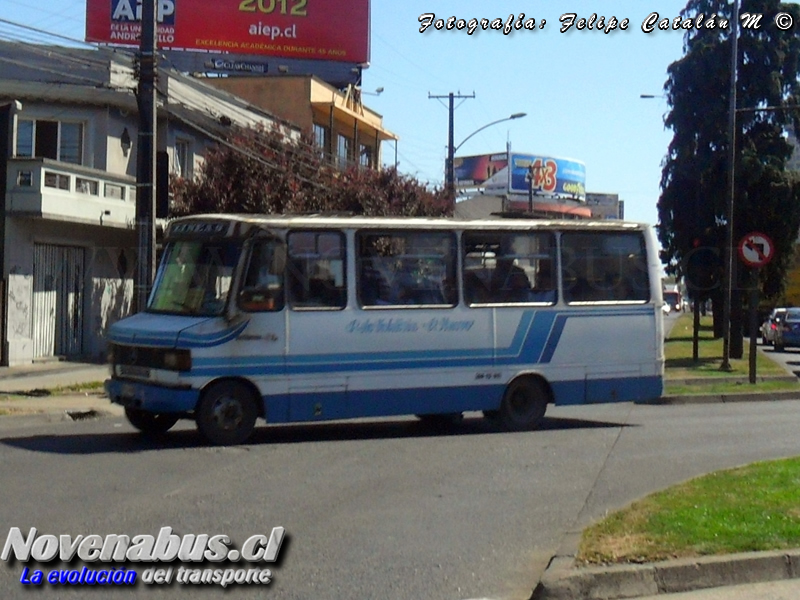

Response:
(171, 124), (450, 218)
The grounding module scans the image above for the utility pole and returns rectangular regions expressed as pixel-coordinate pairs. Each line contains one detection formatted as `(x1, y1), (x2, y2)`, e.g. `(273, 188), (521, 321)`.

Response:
(135, 0), (158, 313)
(429, 91), (474, 202)
(721, 0), (740, 370)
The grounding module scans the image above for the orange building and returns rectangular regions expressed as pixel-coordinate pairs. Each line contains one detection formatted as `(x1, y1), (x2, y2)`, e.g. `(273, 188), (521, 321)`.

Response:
(204, 76), (398, 171)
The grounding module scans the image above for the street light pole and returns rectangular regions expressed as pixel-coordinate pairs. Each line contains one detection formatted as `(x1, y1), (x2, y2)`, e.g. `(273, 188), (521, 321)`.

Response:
(448, 112), (527, 199)
(721, 0), (740, 371)
(453, 112), (527, 155)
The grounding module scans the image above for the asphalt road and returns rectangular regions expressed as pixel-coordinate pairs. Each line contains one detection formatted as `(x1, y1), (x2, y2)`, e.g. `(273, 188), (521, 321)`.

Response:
(759, 340), (800, 379)
(2, 398), (800, 600)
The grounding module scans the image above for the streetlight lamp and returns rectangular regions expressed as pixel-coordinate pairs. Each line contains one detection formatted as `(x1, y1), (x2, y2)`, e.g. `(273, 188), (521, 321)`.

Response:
(446, 112), (527, 199)
(361, 87), (384, 96)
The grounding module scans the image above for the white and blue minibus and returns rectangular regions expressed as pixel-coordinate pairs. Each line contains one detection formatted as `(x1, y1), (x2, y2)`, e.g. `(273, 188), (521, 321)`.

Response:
(105, 214), (665, 444)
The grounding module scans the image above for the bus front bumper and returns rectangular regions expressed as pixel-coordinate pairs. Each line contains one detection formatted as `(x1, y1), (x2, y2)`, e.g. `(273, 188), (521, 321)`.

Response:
(105, 378), (199, 414)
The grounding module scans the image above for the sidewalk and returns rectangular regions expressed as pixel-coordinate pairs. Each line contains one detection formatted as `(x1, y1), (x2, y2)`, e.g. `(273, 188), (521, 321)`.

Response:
(633, 578), (800, 600)
(0, 359), (122, 418)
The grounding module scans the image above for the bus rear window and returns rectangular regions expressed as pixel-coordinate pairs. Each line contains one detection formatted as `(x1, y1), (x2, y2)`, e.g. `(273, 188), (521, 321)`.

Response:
(561, 232), (650, 303)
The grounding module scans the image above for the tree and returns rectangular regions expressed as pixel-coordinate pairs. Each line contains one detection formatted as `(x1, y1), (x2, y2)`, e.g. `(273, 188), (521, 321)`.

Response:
(658, 0), (800, 354)
(171, 124), (449, 218)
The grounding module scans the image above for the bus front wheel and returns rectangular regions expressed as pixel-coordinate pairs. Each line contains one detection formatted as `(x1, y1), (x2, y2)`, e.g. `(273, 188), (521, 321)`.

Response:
(498, 378), (548, 431)
(196, 381), (258, 445)
(125, 407), (179, 435)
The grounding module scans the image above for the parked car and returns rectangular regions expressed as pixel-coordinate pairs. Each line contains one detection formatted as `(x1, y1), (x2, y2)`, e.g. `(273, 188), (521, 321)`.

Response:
(761, 307), (787, 346)
(773, 308), (800, 351)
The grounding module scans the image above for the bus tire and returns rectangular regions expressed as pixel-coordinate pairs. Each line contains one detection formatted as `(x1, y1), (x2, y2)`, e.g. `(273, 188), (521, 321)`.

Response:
(125, 407), (179, 435)
(196, 381), (258, 445)
(499, 377), (548, 431)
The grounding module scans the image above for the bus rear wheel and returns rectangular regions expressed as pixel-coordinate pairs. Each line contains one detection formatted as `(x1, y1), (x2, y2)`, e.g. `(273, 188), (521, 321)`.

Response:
(125, 407), (179, 435)
(498, 378), (548, 431)
(196, 381), (258, 445)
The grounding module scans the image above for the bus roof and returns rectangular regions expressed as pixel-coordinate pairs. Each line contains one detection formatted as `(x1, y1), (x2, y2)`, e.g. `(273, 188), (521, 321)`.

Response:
(165, 213), (651, 238)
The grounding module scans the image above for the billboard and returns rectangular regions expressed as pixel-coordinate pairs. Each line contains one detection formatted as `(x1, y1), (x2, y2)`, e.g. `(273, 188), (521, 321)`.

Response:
(508, 153), (586, 200)
(86, 0), (370, 64)
(160, 50), (362, 86)
(453, 152), (508, 188)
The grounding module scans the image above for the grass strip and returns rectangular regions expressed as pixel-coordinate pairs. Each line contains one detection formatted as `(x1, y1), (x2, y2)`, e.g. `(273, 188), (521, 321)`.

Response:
(578, 457), (800, 565)
(663, 314), (799, 395)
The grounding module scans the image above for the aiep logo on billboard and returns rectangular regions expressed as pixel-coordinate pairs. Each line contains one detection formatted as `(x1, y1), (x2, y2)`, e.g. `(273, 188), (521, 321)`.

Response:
(111, 0), (175, 25)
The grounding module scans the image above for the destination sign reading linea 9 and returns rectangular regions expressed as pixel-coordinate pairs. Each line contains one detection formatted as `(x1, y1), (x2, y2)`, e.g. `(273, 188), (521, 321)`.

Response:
(86, 0), (370, 63)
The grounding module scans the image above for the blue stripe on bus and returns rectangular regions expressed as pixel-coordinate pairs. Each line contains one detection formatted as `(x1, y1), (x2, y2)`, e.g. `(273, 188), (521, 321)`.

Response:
(277, 384), (507, 422)
(550, 375), (663, 406)
(105, 374), (662, 420)
(269, 375), (662, 422)
(186, 307), (654, 377)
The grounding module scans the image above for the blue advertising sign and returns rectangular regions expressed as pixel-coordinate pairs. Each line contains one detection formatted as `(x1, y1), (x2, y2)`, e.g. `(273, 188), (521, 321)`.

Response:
(509, 153), (586, 200)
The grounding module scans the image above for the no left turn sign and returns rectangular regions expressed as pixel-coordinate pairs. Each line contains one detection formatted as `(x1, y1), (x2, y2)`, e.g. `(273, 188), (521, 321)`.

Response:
(738, 231), (774, 268)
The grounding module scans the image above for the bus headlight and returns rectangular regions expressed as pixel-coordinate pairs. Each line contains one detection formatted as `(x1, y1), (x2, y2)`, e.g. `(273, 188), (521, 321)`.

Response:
(163, 350), (192, 372)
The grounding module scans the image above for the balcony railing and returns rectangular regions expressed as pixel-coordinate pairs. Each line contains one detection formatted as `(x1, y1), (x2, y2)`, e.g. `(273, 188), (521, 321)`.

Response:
(6, 157), (137, 228)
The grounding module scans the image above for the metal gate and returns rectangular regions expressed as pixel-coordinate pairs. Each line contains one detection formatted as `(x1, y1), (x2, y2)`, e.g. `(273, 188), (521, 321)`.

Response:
(32, 244), (85, 358)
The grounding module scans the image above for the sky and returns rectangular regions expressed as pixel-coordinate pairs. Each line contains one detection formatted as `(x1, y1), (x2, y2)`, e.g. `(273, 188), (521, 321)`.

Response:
(1, 0), (700, 225)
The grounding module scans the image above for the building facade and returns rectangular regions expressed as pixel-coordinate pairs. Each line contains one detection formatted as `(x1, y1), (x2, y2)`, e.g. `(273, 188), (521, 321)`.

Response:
(203, 76), (398, 171)
(0, 41), (291, 365)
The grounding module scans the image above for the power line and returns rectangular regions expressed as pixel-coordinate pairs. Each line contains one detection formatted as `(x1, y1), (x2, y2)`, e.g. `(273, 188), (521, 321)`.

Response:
(0, 18), (95, 48)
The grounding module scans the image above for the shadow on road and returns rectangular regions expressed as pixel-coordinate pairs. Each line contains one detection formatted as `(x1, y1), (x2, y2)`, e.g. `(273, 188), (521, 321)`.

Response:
(0, 414), (634, 455)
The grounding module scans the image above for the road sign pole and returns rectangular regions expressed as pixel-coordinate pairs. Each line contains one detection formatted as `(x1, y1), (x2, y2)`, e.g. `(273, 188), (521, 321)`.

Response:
(737, 232), (774, 385)
(749, 267), (759, 384)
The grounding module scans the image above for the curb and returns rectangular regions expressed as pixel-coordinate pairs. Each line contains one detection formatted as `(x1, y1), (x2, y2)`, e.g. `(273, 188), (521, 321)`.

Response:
(668, 375), (798, 386)
(532, 548), (800, 600)
(646, 390), (800, 405)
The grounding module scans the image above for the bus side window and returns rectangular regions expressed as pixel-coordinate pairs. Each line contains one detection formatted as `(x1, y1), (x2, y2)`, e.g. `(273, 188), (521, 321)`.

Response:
(463, 231), (556, 305)
(530, 260), (557, 303)
(357, 231), (456, 308)
(489, 258), (531, 302)
(287, 231), (347, 310)
(238, 239), (285, 312)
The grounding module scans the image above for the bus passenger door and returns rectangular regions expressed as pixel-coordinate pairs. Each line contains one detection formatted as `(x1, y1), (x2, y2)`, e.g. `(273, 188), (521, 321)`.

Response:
(230, 235), (288, 422)
(284, 230), (349, 421)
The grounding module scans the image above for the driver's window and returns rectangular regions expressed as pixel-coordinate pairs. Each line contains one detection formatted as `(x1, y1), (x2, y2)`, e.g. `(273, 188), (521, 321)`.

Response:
(238, 239), (286, 312)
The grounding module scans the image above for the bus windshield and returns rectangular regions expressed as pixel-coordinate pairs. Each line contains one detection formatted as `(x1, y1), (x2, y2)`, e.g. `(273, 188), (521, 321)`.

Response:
(148, 240), (241, 316)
